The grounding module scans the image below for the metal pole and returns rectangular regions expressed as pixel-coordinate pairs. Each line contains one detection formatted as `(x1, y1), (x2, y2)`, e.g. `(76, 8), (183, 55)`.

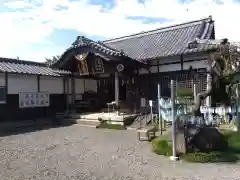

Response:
(157, 84), (162, 135)
(170, 80), (178, 161)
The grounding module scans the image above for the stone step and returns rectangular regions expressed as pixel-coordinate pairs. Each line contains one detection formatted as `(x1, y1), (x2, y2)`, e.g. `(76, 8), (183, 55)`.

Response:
(63, 118), (101, 127)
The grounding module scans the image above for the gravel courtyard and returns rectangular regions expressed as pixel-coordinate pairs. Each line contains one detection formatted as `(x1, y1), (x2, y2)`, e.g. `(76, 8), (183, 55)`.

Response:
(0, 125), (240, 180)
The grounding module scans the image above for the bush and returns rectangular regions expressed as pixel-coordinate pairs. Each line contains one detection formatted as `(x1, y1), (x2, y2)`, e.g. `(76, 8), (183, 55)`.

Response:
(152, 138), (172, 156)
(181, 151), (238, 163)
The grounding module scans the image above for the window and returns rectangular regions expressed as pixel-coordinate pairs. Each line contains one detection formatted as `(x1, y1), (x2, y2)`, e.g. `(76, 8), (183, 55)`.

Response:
(0, 86), (6, 103)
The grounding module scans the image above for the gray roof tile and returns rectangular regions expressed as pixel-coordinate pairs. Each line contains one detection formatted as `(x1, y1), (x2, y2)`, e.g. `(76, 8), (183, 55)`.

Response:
(103, 16), (215, 61)
(0, 58), (70, 76)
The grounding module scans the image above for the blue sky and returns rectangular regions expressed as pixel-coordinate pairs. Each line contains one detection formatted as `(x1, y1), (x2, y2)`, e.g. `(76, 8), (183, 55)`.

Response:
(0, 0), (239, 62)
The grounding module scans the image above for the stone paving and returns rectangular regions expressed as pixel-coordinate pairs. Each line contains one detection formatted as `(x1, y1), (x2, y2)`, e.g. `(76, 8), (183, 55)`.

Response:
(0, 125), (240, 180)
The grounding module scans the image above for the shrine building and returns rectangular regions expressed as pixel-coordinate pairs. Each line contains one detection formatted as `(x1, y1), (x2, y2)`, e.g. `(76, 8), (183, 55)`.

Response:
(0, 16), (219, 121)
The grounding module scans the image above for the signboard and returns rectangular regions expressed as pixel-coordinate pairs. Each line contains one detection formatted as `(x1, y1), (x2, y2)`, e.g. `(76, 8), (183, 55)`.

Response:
(19, 92), (49, 108)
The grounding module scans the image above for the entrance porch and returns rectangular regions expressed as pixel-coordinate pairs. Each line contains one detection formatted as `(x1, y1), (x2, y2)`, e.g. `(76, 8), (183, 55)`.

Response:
(52, 36), (147, 117)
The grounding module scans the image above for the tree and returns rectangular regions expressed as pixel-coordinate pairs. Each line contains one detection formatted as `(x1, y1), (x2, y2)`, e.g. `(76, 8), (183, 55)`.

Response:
(45, 55), (60, 67)
(189, 39), (240, 117)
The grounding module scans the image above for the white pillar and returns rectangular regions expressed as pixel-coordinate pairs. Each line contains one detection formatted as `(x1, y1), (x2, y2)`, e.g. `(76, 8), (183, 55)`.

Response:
(115, 72), (119, 113)
(206, 74), (212, 106)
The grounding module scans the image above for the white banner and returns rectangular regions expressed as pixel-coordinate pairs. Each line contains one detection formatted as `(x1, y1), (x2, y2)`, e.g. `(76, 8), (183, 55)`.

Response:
(19, 92), (49, 108)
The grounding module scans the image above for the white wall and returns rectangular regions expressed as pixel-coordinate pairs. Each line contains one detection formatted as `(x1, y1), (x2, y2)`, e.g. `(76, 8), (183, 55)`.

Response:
(75, 78), (84, 94)
(84, 79), (97, 92)
(65, 78), (97, 94)
(39, 76), (63, 94)
(144, 52), (209, 74)
(183, 60), (208, 70)
(8, 74), (38, 94)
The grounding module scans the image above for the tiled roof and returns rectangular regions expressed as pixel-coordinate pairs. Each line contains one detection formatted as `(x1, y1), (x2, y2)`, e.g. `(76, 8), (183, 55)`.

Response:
(0, 58), (70, 76)
(103, 16), (215, 61)
(53, 36), (133, 68)
(71, 36), (127, 57)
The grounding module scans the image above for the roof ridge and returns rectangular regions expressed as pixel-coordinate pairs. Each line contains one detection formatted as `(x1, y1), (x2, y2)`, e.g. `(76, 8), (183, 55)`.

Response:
(103, 16), (213, 44)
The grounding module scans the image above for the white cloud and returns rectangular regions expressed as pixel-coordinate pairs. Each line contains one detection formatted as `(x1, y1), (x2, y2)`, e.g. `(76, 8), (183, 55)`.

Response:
(0, 0), (240, 62)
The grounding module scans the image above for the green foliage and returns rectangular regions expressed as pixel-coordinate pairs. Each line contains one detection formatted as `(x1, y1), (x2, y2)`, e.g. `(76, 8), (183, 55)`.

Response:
(177, 87), (193, 98)
(97, 121), (126, 130)
(151, 138), (172, 156)
(181, 151), (238, 163)
(227, 132), (240, 152)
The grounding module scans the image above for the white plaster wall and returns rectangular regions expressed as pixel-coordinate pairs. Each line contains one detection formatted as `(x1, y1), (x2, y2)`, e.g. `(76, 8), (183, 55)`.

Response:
(75, 78), (84, 94)
(183, 60), (208, 70)
(0, 73), (5, 86)
(159, 63), (182, 72)
(8, 74), (38, 94)
(39, 76), (63, 94)
(150, 66), (158, 73)
(84, 79), (97, 92)
(147, 52), (208, 73)
(139, 68), (149, 74)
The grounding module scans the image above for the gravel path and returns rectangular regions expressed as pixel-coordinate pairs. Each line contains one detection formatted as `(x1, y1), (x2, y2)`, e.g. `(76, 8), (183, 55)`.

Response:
(0, 125), (240, 180)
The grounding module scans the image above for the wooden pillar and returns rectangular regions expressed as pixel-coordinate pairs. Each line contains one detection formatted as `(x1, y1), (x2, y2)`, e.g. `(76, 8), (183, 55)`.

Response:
(71, 76), (75, 112)
(115, 71), (119, 113)
(66, 77), (70, 114)
(37, 75), (40, 92)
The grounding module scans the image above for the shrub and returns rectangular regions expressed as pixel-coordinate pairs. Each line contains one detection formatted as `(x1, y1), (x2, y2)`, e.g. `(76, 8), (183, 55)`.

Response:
(152, 138), (172, 156)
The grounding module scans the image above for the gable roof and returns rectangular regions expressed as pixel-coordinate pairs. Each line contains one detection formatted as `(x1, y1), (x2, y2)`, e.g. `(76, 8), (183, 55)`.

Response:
(103, 16), (215, 61)
(0, 57), (70, 76)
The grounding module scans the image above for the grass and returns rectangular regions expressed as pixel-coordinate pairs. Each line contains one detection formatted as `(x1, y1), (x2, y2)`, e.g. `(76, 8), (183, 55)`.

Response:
(181, 151), (238, 163)
(97, 121), (126, 130)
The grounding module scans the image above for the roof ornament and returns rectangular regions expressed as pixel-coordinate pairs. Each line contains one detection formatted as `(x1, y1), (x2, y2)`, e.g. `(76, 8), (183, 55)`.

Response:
(117, 64), (124, 72)
(72, 36), (85, 47)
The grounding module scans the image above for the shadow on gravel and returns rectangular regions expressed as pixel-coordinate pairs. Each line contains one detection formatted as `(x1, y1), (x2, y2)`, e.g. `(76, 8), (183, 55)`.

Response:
(0, 120), (74, 137)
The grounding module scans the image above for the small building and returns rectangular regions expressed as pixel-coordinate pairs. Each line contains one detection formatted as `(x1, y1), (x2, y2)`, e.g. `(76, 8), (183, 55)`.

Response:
(0, 16), (220, 121)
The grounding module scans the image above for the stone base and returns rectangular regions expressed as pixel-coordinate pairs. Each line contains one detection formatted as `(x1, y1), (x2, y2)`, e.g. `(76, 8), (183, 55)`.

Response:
(169, 156), (179, 161)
